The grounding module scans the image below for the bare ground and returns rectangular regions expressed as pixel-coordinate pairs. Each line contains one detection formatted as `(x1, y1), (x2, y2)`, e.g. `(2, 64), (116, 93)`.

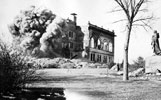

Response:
(30, 69), (161, 100)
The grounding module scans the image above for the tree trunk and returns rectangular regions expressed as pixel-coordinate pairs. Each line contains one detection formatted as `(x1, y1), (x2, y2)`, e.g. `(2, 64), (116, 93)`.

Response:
(123, 23), (132, 81)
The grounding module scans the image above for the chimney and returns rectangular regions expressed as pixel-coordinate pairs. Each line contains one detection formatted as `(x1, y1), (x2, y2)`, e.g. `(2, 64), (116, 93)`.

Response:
(71, 13), (77, 26)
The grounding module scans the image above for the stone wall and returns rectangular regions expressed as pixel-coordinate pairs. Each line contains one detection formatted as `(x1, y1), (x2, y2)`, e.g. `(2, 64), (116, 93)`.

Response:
(145, 56), (161, 73)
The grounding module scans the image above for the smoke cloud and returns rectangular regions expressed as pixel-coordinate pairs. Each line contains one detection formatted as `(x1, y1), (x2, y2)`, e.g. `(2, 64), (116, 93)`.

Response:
(8, 6), (73, 58)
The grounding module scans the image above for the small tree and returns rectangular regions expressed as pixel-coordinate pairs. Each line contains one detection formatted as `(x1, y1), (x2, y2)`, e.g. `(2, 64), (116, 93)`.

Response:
(133, 56), (145, 69)
(113, 0), (154, 80)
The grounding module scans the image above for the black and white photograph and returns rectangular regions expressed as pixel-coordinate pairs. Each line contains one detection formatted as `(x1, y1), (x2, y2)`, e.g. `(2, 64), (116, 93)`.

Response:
(0, 0), (161, 100)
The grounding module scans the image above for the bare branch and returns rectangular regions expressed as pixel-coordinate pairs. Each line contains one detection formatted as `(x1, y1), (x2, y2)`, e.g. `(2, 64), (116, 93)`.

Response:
(138, 9), (148, 12)
(133, 24), (148, 31)
(107, 5), (123, 13)
(115, 0), (130, 21)
(133, 15), (154, 23)
(107, 9), (123, 13)
(140, 20), (153, 29)
(112, 19), (127, 24)
(133, 0), (145, 17)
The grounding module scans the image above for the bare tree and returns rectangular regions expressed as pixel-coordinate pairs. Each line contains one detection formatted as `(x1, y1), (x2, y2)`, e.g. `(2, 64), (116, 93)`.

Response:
(112, 0), (154, 80)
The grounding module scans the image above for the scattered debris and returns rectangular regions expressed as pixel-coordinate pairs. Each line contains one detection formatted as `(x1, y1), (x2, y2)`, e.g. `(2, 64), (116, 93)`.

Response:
(28, 57), (109, 69)
(110, 64), (119, 71)
(129, 68), (144, 77)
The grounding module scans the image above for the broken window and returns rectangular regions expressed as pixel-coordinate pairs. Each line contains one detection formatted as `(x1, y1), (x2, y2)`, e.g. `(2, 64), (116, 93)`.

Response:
(90, 38), (94, 48)
(109, 42), (113, 52)
(103, 42), (108, 51)
(69, 42), (73, 49)
(69, 31), (74, 38)
(97, 39), (101, 50)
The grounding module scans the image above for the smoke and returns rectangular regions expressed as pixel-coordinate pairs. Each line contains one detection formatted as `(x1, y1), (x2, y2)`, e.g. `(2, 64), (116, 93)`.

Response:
(39, 16), (68, 57)
(9, 6), (82, 58)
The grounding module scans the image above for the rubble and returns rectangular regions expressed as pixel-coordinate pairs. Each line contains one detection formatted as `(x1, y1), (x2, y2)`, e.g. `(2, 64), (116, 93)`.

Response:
(129, 68), (144, 77)
(28, 57), (109, 69)
(110, 64), (119, 71)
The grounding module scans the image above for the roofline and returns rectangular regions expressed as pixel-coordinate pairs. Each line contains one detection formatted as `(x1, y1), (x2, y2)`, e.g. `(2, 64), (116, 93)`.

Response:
(88, 23), (116, 37)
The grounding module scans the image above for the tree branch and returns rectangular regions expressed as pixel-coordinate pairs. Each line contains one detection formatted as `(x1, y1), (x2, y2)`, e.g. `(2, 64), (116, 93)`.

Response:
(133, 24), (148, 31)
(133, 0), (145, 17)
(140, 20), (153, 29)
(107, 9), (123, 13)
(133, 15), (154, 23)
(107, 5), (123, 13)
(112, 19), (127, 24)
(115, 0), (130, 21)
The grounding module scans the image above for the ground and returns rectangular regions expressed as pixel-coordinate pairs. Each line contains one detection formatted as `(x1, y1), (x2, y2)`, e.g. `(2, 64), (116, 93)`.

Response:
(29, 69), (161, 100)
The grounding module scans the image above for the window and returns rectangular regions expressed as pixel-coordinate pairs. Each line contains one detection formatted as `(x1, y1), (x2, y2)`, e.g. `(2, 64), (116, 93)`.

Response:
(90, 53), (95, 61)
(108, 56), (113, 63)
(99, 55), (101, 62)
(97, 39), (101, 50)
(98, 39), (101, 45)
(91, 54), (93, 61)
(90, 38), (94, 48)
(103, 42), (109, 51)
(69, 31), (74, 38)
(97, 55), (99, 62)
(109, 42), (113, 52)
(96, 54), (102, 62)
(103, 56), (107, 63)
(62, 43), (68, 48)
(93, 54), (95, 61)
(69, 42), (73, 49)
(109, 56), (111, 63)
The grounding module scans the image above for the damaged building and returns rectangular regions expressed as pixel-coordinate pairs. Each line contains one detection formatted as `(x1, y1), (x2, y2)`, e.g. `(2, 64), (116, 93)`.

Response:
(81, 22), (116, 64)
(56, 13), (115, 64)
(61, 13), (84, 58)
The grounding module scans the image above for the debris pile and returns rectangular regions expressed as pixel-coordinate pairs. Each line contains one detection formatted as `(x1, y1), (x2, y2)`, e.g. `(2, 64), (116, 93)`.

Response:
(28, 57), (109, 69)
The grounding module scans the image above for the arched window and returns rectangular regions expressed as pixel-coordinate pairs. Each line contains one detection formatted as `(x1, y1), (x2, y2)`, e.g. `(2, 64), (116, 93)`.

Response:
(106, 43), (109, 51)
(103, 42), (108, 50)
(98, 39), (101, 45)
(90, 38), (94, 48)
(109, 42), (113, 52)
(97, 39), (101, 49)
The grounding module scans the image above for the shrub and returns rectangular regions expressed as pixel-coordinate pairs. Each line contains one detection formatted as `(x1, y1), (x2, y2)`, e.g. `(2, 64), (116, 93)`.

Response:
(130, 56), (145, 72)
(0, 40), (36, 93)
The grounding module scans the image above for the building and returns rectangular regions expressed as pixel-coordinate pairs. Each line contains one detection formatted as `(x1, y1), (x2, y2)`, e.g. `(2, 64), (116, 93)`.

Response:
(55, 13), (115, 64)
(82, 22), (116, 64)
(61, 13), (84, 58)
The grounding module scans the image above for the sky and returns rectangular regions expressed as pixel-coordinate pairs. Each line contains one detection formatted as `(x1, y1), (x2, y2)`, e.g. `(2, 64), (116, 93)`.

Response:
(0, 0), (161, 63)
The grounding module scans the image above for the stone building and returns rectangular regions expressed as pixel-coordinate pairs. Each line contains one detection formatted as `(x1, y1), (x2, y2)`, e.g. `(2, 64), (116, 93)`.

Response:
(82, 22), (116, 63)
(56, 13), (115, 64)
(61, 13), (84, 58)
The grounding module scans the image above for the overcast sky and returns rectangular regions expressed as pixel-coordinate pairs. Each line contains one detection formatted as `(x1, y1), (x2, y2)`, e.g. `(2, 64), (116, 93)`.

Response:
(0, 0), (161, 63)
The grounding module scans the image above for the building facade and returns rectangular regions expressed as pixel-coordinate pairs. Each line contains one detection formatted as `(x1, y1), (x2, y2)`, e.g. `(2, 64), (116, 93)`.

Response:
(82, 23), (115, 64)
(53, 14), (115, 64)
(61, 14), (84, 58)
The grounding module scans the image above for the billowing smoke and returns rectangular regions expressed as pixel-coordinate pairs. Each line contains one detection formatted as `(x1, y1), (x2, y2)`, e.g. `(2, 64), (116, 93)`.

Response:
(40, 17), (66, 54)
(8, 6), (71, 57)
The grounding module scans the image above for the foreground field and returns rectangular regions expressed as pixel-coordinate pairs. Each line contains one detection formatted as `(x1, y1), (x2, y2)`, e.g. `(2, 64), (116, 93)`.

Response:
(30, 69), (161, 100)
